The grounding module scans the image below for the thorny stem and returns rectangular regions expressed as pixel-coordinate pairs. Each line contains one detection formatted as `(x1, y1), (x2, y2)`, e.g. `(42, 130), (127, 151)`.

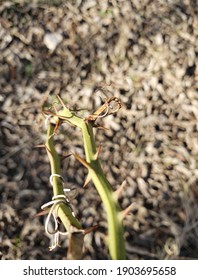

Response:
(55, 101), (126, 260)
(45, 124), (82, 231)
(81, 122), (126, 260)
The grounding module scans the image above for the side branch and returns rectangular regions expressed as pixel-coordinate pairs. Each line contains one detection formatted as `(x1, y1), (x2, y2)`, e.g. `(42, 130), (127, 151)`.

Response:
(45, 123), (83, 259)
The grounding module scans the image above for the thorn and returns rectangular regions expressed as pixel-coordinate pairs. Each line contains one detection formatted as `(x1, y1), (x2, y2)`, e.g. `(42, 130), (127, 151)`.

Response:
(41, 111), (48, 118)
(42, 109), (54, 116)
(121, 202), (136, 219)
(94, 144), (102, 160)
(52, 103), (58, 115)
(83, 224), (99, 235)
(43, 110), (62, 120)
(113, 180), (127, 200)
(56, 94), (67, 109)
(32, 209), (49, 218)
(53, 118), (61, 134)
(83, 172), (92, 187)
(71, 151), (92, 170)
(61, 153), (72, 162)
(34, 144), (46, 148)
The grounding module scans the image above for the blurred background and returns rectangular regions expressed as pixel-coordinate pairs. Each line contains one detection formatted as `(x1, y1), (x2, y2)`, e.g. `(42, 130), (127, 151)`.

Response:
(0, 0), (198, 260)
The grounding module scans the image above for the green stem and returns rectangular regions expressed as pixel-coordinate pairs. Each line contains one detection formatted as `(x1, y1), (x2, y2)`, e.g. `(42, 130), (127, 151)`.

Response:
(58, 107), (126, 259)
(45, 123), (82, 230)
(81, 122), (126, 260)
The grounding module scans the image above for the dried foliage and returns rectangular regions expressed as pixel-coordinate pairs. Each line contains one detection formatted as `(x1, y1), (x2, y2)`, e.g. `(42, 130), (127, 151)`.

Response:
(0, 0), (198, 259)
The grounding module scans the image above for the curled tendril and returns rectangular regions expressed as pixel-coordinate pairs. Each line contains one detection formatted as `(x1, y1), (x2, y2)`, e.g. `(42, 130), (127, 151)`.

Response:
(85, 96), (121, 122)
